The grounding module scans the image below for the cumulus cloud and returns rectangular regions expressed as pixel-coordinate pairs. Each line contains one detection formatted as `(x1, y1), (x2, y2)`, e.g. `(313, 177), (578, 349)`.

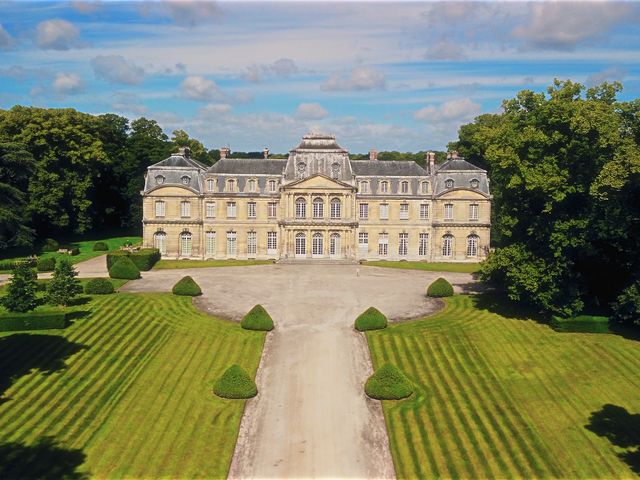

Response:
(243, 58), (298, 83)
(414, 98), (481, 123)
(52, 72), (84, 95)
(586, 66), (627, 87)
(91, 55), (145, 85)
(140, 1), (219, 27)
(36, 19), (81, 50)
(424, 39), (466, 61)
(295, 103), (328, 120)
(198, 103), (233, 118)
(71, 1), (101, 14)
(0, 24), (12, 49)
(321, 66), (386, 91)
(512, 1), (634, 50)
(181, 75), (222, 101)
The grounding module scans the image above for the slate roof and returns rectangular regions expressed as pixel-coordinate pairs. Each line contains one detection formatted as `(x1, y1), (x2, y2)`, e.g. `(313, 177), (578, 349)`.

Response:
(152, 154), (208, 170)
(293, 134), (345, 151)
(208, 158), (287, 175)
(350, 160), (428, 177)
(437, 157), (483, 172)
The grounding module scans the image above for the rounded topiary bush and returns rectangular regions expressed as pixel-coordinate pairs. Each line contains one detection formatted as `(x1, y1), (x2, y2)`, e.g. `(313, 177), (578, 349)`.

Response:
(84, 278), (115, 295)
(108, 257), (140, 280)
(241, 305), (274, 331)
(172, 276), (202, 296)
(213, 364), (258, 399)
(41, 238), (59, 252)
(427, 277), (454, 297)
(365, 363), (414, 400)
(93, 241), (109, 251)
(355, 307), (387, 331)
(36, 257), (56, 272)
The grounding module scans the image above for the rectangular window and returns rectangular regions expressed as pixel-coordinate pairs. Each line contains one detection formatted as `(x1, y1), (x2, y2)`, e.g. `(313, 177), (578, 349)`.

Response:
(400, 203), (409, 220)
(268, 202), (277, 218)
(358, 232), (368, 252)
(330, 199), (341, 219)
(401, 181), (409, 193)
(469, 204), (479, 221)
(359, 203), (369, 220)
(267, 232), (277, 253)
(268, 180), (277, 192)
(399, 233), (408, 256)
(205, 231), (216, 256)
(227, 201), (236, 218)
(180, 201), (191, 218)
(247, 232), (257, 255)
(205, 202), (216, 218)
(380, 182), (388, 193)
(378, 233), (388, 256)
(248, 202), (257, 219)
(155, 201), (165, 218)
(420, 203), (429, 220)
(207, 179), (215, 191)
(444, 203), (453, 220)
(379, 203), (389, 220)
(419, 233), (428, 256)
(313, 200), (324, 219)
(226, 231), (237, 256)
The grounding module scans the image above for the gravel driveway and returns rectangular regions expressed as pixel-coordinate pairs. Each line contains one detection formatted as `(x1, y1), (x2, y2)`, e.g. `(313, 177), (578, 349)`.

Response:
(121, 264), (478, 479)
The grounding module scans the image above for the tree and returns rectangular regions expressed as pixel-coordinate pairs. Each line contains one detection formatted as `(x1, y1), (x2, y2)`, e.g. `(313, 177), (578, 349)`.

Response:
(0, 141), (35, 248)
(1, 262), (38, 313)
(45, 259), (82, 308)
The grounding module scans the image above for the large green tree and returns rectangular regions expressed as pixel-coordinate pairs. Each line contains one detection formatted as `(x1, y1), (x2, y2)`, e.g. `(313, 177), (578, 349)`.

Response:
(0, 142), (35, 248)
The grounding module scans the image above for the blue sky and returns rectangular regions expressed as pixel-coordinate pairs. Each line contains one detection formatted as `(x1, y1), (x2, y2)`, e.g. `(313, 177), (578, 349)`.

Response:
(1, 1), (639, 153)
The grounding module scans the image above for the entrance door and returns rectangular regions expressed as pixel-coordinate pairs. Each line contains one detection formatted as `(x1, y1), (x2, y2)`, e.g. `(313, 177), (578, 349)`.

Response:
(330, 233), (342, 259)
(312, 233), (324, 258)
(295, 232), (306, 258)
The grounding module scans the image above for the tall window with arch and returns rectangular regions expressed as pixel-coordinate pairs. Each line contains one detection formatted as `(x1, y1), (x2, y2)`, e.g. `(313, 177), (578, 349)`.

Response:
(154, 231), (166, 255)
(268, 179), (277, 192)
(295, 232), (306, 257)
(330, 198), (341, 219)
(467, 234), (479, 257)
(360, 181), (369, 194)
(226, 231), (237, 256)
(313, 198), (324, 219)
(330, 233), (341, 256)
(247, 179), (257, 192)
(312, 232), (324, 256)
(295, 197), (307, 218)
(227, 179), (236, 192)
(205, 231), (216, 256)
(380, 181), (389, 194)
(207, 178), (216, 191)
(442, 234), (453, 257)
(180, 231), (192, 256)
(401, 181), (409, 193)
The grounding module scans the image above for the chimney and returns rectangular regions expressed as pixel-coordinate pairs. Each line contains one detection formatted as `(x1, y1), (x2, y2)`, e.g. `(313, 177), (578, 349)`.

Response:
(220, 147), (230, 159)
(369, 149), (378, 161)
(427, 151), (436, 174)
(263, 147), (269, 159)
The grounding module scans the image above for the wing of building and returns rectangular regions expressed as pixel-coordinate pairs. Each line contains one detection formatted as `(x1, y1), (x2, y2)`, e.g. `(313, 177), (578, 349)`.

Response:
(141, 133), (491, 262)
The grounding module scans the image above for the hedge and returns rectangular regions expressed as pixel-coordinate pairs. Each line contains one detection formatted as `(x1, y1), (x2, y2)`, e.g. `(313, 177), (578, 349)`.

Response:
(107, 248), (160, 271)
(551, 315), (610, 333)
(36, 257), (56, 272)
(172, 276), (202, 296)
(213, 364), (258, 399)
(92, 241), (109, 251)
(354, 307), (387, 331)
(427, 277), (454, 297)
(0, 312), (67, 332)
(41, 238), (59, 252)
(84, 278), (115, 295)
(0, 258), (37, 271)
(364, 363), (414, 400)
(108, 257), (141, 280)
(241, 305), (274, 331)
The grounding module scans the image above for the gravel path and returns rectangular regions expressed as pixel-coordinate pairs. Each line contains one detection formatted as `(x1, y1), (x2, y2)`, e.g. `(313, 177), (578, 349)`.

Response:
(0, 255), (109, 284)
(121, 264), (478, 479)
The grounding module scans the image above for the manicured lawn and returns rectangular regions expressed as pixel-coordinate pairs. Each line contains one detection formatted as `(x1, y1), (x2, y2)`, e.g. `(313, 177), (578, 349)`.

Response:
(362, 260), (480, 273)
(0, 292), (265, 478)
(366, 295), (640, 479)
(154, 259), (273, 269)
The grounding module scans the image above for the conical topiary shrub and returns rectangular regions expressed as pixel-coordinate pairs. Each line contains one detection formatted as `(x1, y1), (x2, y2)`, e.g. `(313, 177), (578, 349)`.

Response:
(354, 307), (388, 331)
(365, 363), (414, 400)
(241, 305), (274, 331)
(427, 277), (454, 297)
(213, 364), (258, 399)
(172, 276), (202, 296)
(108, 256), (140, 280)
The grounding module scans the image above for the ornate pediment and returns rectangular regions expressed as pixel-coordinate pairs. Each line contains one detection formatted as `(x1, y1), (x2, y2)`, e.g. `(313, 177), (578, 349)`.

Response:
(283, 173), (355, 191)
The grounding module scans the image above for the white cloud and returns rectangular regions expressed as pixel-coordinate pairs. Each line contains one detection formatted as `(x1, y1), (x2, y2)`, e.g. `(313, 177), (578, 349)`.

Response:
(321, 66), (386, 91)
(71, 1), (101, 14)
(36, 19), (81, 50)
(0, 24), (12, 49)
(586, 66), (627, 87)
(91, 55), (145, 85)
(180, 75), (222, 101)
(512, 2), (634, 50)
(140, 1), (220, 27)
(198, 103), (233, 117)
(52, 72), (84, 95)
(243, 58), (298, 83)
(111, 92), (148, 116)
(414, 98), (481, 123)
(424, 39), (466, 61)
(295, 103), (328, 120)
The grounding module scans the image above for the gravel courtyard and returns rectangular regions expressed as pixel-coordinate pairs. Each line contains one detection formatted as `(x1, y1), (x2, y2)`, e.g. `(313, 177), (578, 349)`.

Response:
(122, 264), (478, 479)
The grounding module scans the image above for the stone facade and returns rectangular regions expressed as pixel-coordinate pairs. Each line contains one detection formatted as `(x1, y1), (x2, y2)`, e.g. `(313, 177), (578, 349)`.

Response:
(141, 133), (491, 262)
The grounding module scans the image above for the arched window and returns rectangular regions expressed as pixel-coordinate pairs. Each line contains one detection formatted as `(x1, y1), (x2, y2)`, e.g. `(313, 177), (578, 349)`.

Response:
(467, 235), (479, 257)
(380, 181), (389, 193)
(155, 200), (165, 218)
(227, 179), (236, 192)
(154, 231), (166, 255)
(207, 178), (216, 191)
(470, 178), (479, 189)
(295, 232), (306, 257)
(205, 231), (216, 256)
(442, 234), (453, 257)
(268, 179), (277, 192)
(180, 201), (191, 218)
(155, 175), (165, 185)
(445, 178), (454, 189)
(313, 197), (324, 218)
(180, 231), (192, 256)
(360, 181), (369, 194)
(330, 233), (341, 256)
(330, 198), (341, 219)
(421, 181), (429, 194)
(295, 197), (306, 218)
(181, 176), (190, 185)
(312, 232), (323, 256)
(247, 179), (257, 192)
(401, 181), (409, 193)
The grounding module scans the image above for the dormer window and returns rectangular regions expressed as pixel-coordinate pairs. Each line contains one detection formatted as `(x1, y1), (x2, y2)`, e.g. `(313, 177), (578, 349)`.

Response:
(401, 181), (409, 194)
(297, 162), (306, 179)
(360, 181), (370, 194)
(445, 179), (454, 189)
(207, 178), (216, 191)
(155, 175), (165, 185)
(470, 178), (479, 189)
(227, 179), (236, 192)
(331, 162), (340, 179)
(181, 176), (190, 185)
(380, 181), (389, 193)
(421, 181), (429, 194)
(268, 179), (277, 192)
(247, 179), (257, 192)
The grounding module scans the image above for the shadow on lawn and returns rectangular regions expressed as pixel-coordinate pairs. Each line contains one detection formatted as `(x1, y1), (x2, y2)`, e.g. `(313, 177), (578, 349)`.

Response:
(585, 404), (640, 474)
(0, 437), (88, 479)
(473, 291), (548, 324)
(0, 334), (86, 402)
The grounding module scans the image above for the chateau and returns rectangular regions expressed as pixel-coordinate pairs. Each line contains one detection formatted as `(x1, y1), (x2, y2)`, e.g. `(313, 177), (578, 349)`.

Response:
(141, 133), (491, 262)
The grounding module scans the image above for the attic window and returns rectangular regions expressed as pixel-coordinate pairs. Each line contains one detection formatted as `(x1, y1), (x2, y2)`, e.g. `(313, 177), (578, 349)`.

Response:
(181, 176), (190, 185)
(470, 179), (479, 189)
(155, 175), (165, 185)
(445, 179), (454, 189)
(297, 162), (306, 179)
(331, 162), (340, 179)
